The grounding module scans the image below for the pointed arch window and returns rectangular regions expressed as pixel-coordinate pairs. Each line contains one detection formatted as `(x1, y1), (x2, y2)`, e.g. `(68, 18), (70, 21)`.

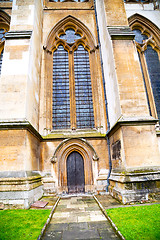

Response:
(52, 28), (95, 130)
(52, 45), (70, 129)
(0, 28), (8, 74)
(0, 12), (10, 75)
(131, 25), (160, 121)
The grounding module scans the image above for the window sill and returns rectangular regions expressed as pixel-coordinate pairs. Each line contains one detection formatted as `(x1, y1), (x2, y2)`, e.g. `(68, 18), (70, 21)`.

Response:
(42, 129), (106, 139)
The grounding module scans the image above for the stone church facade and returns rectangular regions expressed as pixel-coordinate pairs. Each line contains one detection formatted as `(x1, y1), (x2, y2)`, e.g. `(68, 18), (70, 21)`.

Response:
(0, 0), (160, 208)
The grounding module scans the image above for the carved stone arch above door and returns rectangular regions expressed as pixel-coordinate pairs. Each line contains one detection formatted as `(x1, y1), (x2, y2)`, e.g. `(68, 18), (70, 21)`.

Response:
(50, 138), (99, 192)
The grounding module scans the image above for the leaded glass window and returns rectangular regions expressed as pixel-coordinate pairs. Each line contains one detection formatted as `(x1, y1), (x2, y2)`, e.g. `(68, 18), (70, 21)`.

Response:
(52, 45), (70, 129)
(144, 46), (160, 120)
(74, 45), (94, 129)
(0, 49), (3, 75)
(59, 29), (81, 44)
(0, 28), (8, 75)
(52, 29), (95, 130)
(133, 28), (160, 120)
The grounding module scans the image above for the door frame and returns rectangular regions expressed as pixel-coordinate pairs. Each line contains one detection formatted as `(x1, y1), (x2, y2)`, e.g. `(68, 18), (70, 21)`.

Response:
(67, 151), (85, 193)
(50, 138), (99, 193)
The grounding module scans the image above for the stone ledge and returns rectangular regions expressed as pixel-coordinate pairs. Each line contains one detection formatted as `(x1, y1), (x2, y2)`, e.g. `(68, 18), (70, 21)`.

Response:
(109, 169), (160, 183)
(0, 182), (42, 192)
(0, 176), (42, 183)
(43, 177), (55, 183)
(0, 120), (43, 140)
(107, 116), (158, 138)
(107, 26), (135, 40)
(0, 170), (41, 178)
(0, 185), (43, 209)
(6, 30), (32, 39)
(0, 171), (43, 191)
(109, 187), (150, 204)
(109, 169), (160, 203)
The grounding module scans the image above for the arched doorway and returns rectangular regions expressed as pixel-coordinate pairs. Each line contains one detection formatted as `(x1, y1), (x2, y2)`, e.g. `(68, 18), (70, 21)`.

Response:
(67, 151), (85, 193)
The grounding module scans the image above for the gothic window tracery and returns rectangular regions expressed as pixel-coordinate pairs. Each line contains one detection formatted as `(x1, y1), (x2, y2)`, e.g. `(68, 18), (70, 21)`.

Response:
(130, 19), (160, 120)
(52, 28), (95, 130)
(0, 11), (10, 74)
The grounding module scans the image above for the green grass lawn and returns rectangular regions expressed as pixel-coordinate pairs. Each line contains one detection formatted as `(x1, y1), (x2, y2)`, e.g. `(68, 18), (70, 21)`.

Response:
(0, 209), (51, 240)
(106, 204), (160, 240)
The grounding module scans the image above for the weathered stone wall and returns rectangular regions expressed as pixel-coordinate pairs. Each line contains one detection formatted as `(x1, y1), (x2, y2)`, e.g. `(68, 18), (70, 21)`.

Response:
(0, 0), (43, 130)
(0, 129), (40, 172)
(0, 0), (44, 208)
(0, 0), (160, 205)
(96, 0), (160, 202)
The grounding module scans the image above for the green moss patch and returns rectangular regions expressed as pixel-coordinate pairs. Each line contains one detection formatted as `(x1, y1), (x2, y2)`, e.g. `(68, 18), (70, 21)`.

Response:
(106, 204), (160, 240)
(0, 209), (51, 240)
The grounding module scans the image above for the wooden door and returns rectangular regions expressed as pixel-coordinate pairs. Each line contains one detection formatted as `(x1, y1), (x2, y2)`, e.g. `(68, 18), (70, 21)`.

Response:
(67, 151), (85, 193)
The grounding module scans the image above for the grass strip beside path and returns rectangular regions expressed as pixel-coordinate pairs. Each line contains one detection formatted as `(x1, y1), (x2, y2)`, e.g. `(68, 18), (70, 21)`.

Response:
(0, 209), (51, 240)
(106, 204), (160, 240)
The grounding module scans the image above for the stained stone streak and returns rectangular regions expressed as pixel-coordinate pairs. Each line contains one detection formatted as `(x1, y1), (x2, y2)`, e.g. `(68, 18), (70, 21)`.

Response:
(42, 196), (120, 240)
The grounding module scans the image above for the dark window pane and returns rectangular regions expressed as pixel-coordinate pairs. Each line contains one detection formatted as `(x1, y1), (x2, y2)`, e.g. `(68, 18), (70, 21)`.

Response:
(144, 46), (160, 120)
(59, 28), (81, 44)
(133, 29), (148, 44)
(0, 50), (3, 75)
(52, 45), (70, 129)
(74, 45), (95, 129)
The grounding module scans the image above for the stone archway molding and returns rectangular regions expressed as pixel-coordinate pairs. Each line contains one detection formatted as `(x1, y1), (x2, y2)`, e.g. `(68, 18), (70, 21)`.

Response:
(50, 138), (99, 190)
(50, 138), (99, 163)
(0, 9), (10, 25)
(44, 15), (98, 53)
(128, 13), (160, 46)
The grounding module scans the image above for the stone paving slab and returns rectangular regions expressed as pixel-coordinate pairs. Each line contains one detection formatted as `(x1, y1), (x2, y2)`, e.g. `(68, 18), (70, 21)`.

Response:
(42, 196), (120, 240)
(62, 229), (100, 240)
(95, 195), (122, 209)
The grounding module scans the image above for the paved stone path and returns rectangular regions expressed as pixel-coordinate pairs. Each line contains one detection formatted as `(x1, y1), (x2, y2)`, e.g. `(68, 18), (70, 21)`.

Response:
(42, 196), (120, 240)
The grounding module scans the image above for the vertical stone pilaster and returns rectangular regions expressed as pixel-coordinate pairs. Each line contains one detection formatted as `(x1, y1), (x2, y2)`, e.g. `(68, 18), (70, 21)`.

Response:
(0, 0), (43, 170)
(0, 0), (44, 208)
(95, 0), (121, 127)
(0, 0), (43, 130)
(103, 0), (128, 26)
(97, 0), (150, 122)
(96, 0), (160, 203)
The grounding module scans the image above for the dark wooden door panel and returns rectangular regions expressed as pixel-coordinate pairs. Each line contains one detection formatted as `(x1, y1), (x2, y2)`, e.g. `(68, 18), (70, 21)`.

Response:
(67, 151), (85, 193)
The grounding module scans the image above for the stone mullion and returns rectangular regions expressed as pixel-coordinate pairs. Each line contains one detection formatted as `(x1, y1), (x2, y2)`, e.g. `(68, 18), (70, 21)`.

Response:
(69, 51), (76, 130)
